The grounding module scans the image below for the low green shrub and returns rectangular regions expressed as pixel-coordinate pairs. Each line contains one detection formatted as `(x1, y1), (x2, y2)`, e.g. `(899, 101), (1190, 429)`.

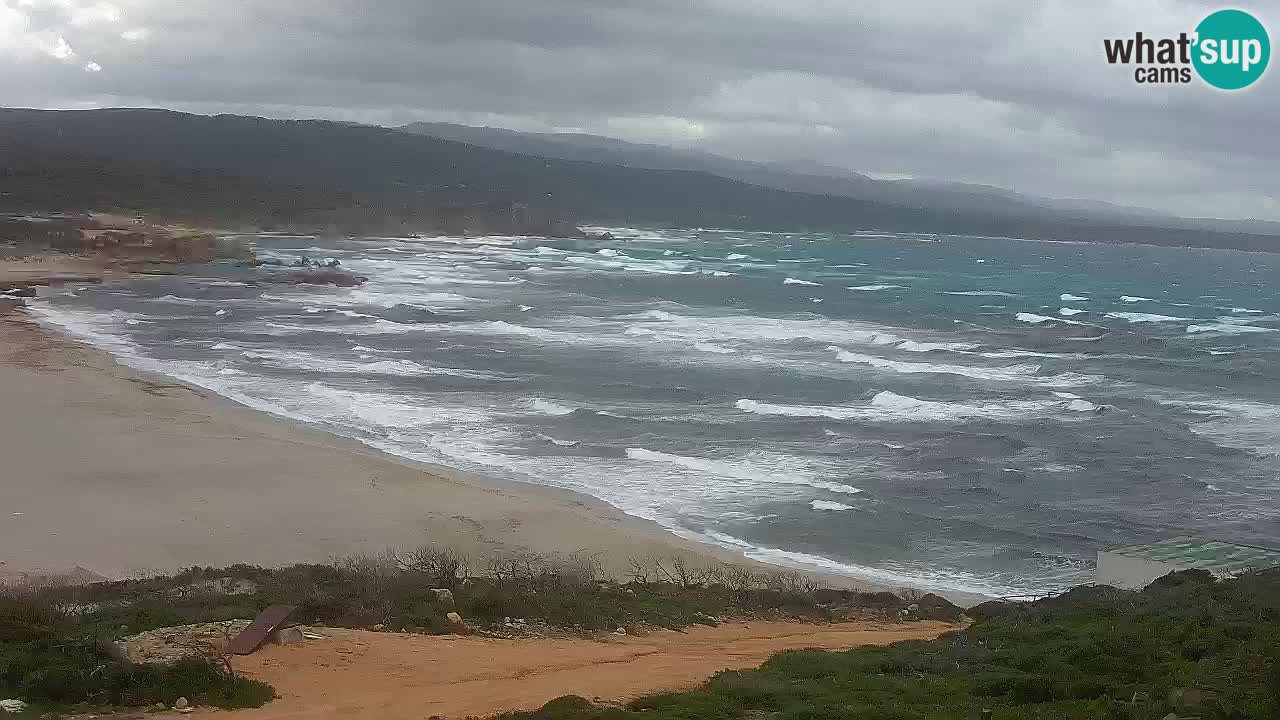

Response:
(495, 569), (1280, 720)
(0, 594), (272, 710)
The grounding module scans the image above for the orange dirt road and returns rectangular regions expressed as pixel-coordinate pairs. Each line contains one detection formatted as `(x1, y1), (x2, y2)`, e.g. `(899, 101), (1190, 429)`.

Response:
(227, 621), (957, 720)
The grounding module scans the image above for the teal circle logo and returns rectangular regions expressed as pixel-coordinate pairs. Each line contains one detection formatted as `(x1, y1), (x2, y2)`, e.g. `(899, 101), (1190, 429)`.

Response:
(1193, 9), (1270, 90)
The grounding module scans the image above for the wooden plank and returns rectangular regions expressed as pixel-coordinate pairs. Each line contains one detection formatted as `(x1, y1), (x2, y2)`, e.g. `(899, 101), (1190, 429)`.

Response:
(227, 604), (296, 655)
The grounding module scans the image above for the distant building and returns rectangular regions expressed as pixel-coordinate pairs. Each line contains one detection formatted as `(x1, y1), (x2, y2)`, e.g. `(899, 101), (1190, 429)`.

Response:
(1096, 537), (1280, 590)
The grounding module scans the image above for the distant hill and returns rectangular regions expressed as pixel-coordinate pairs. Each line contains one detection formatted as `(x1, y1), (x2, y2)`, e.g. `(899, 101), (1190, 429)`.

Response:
(400, 121), (1280, 237)
(0, 108), (1276, 251)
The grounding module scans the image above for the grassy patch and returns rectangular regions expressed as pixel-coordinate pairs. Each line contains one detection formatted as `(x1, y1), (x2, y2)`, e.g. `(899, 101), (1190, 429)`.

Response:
(0, 595), (272, 710)
(27, 549), (960, 639)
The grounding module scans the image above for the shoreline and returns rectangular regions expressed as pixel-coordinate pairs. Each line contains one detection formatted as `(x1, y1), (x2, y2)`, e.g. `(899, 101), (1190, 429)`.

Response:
(0, 259), (892, 592)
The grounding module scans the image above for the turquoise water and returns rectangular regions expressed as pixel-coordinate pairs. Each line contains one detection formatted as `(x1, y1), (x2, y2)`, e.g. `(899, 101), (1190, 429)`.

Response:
(34, 228), (1280, 596)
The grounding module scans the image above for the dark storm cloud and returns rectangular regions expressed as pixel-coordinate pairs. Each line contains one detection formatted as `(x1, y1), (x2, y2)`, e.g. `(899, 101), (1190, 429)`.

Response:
(2, 0), (1277, 218)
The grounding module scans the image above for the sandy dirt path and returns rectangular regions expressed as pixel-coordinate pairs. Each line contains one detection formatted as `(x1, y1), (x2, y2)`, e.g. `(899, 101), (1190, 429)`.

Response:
(229, 621), (956, 720)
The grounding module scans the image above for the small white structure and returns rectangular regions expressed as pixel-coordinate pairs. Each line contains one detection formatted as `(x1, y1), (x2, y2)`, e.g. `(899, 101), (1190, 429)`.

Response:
(1097, 536), (1280, 590)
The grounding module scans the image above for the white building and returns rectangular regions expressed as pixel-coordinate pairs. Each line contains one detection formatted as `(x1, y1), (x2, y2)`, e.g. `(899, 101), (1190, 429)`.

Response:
(1096, 537), (1280, 590)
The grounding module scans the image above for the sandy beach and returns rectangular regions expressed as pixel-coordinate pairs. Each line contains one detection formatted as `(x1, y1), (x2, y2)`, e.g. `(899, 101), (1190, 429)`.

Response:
(0, 260), (763, 584)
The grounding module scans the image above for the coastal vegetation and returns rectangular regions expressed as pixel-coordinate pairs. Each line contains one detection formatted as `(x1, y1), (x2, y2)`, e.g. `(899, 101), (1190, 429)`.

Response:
(0, 549), (956, 713)
(501, 569), (1280, 720)
(5, 550), (1279, 718)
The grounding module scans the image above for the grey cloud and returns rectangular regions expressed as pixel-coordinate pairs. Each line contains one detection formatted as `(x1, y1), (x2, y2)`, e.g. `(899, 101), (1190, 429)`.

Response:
(2, 0), (1278, 218)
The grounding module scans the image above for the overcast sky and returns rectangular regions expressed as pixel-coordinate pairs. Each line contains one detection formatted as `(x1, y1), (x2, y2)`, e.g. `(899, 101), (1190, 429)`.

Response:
(2, 0), (1277, 219)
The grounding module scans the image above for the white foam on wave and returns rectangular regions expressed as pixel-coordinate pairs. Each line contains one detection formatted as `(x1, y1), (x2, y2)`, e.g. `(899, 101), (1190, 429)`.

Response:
(241, 348), (491, 379)
(535, 434), (579, 447)
(944, 290), (1018, 297)
(151, 294), (211, 306)
(526, 398), (575, 416)
(735, 391), (1060, 424)
(626, 309), (907, 347)
(1016, 312), (1086, 326)
(783, 277), (821, 286)
(1060, 294), (1089, 302)
(688, 529), (1038, 597)
(1059, 308), (1084, 316)
(1161, 396), (1280, 454)
(1105, 311), (1189, 323)
(724, 253), (751, 261)
(848, 284), (902, 291)
(896, 340), (979, 352)
(978, 350), (1069, 359)
(828, 346), (1042, 383)
(1120, 295), (1155, 303)
(1186, 323), (1277, 336)
(693, 341), (735, 354)
(1066, 399), (1098, 412)
(811, 500), (854, 511)
(625, 447), (862, 495)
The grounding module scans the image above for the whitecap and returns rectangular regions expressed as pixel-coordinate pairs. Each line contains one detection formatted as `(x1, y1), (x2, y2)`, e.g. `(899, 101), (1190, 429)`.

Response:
(735, 391), (1057, 423)
(687, 529), (1041, 597)
(828, 346), (1040, 383)
(1066, 399), (1099, 412)
(811, 500), (855, 511)
(1060, 294), (1089, 302)
(1016, 312), (1085, 326)
(1059, 308), (1084, 316)
(518, 305), (534, 312)
(1186, 323), (1276, 335)
(527, 398), (575, 416)
(625, 309), (906, 347)
(896, 340), (980, 352)
(625, 447), (862, 495)
(1105, 311), (1189, 323)
(783, 277), (822, 286)
(535, 434), (579, 447)
(724, 253), (751, 261)
(978, 350), (1068, 359)
(1120, 295), (1155, 303)
(241, 348), (489, 379)
(943, 290), (1018, 297)
(848, 284), (903, 291)
(693, 341), (735, 354)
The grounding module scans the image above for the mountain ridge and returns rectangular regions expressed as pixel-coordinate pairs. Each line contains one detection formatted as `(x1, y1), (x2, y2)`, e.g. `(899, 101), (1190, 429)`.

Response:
(0, 107), (1275, 252)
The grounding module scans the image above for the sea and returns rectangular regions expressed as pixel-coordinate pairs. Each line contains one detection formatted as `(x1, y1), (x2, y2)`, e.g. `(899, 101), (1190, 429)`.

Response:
(29, 227), (1280, 597)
